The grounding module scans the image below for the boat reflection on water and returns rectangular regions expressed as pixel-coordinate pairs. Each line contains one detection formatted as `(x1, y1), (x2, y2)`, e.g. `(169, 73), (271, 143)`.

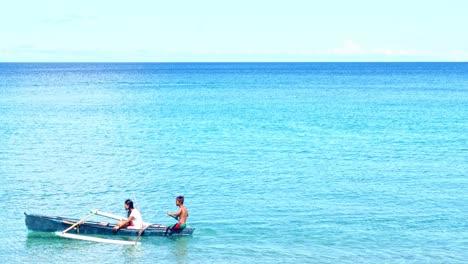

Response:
(173, 236), (190, 263)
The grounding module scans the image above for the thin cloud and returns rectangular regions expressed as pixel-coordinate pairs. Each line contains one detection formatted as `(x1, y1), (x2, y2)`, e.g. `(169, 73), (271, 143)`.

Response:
(42, 15), (97, 24)
(329, 40), (366, 56)
(448, 50), (468, 62)
(325, 40), (467, 61)
(369, 47), (428, 57)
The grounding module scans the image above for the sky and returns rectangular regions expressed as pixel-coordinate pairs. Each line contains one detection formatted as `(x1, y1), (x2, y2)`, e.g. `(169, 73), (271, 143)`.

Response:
(1, 0), (467, 62)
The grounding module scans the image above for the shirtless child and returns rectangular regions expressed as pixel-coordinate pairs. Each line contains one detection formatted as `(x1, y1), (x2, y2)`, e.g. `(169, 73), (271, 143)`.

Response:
(166, 196), (188, 235)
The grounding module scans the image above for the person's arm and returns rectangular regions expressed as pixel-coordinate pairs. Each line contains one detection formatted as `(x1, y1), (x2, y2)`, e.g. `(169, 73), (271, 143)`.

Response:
(114, 215), (135, 230)
(125, 215), (135, 225)
(167, 208), (182, 219)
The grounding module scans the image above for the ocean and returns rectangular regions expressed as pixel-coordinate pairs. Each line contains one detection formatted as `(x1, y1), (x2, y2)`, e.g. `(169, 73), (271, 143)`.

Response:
(0, 62), (466, 263)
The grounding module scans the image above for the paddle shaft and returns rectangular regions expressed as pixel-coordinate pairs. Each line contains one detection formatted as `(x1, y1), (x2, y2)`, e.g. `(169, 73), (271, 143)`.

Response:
(95, 210), (125, 220)
(62, 210), (97, 234)
(134, 224), (151, 244)
(133, 192), (140, 211)
(169, 214), (180, 221)
(95, 210), (152, 227)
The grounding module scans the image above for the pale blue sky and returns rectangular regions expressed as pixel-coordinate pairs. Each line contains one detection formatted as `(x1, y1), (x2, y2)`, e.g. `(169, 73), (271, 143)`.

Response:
(1, 0), (467, 62)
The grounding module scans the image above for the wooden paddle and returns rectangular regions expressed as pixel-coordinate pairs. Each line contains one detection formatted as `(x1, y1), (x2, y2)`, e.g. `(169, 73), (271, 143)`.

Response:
(164, 215), (182, 236)
(94, 210), (125, 221)
(170, 215), (180, 221)
(61, 210), (98, 234)
(134, 224), (151, 244)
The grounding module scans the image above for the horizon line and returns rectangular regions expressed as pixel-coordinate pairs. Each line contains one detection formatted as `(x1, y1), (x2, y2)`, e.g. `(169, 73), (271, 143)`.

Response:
(1, 61), (467, 64)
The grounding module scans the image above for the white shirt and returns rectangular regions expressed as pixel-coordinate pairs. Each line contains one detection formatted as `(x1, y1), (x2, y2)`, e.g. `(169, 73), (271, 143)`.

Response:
(129, 209), (143, 228)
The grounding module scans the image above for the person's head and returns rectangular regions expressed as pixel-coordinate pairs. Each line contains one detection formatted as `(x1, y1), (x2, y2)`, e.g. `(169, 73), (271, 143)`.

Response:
(124, 199), (134, 210)
(176, 196), (184, 206)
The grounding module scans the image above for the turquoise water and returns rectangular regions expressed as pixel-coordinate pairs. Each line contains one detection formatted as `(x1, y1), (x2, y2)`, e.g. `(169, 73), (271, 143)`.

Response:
(0, 63), (467, 263)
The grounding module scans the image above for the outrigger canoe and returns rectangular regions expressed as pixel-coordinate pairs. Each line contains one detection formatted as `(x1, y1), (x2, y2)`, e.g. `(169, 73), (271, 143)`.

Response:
(24, 212), (194, 237)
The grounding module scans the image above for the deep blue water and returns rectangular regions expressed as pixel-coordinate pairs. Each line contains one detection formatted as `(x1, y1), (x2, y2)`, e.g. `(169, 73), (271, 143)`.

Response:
(0, 63), (467, 263)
